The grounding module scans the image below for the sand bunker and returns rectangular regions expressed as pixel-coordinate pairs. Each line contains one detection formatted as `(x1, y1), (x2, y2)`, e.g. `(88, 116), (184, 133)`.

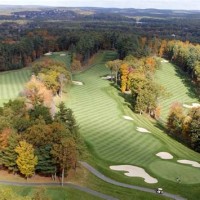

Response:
(123, 116), (134, 121)
(124, 90), (131, 94)
(60, 53), (66, 56)
(177, 160), (200, 168)
(101, 75), (114, 80)
(72, 81), (83, 85)
(110, 165), (158, 184)
(183, 103), (200, 109)
(44, 52), (52, 56)
(136, 127), (151, 133)
(156, 152), (173, 159)
(161, 60), (169, 63)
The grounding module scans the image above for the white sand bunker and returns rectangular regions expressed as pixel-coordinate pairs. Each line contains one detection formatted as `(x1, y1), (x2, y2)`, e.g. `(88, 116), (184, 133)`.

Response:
(183, 103), (200, 109)
(156, 152), (173, 159)
(60, 53), (66, 56)
(136, 127), (151, 133)
(123, 116), (134, 121)
(44, 52), (52, 56)
(101, 75), (114, 80)
(124, 90), (131, 94)
(161, 60), (169, 63)
(177, 160), (200, 168)
(110, 165), (158, 184)
(72, 81), (83, 85)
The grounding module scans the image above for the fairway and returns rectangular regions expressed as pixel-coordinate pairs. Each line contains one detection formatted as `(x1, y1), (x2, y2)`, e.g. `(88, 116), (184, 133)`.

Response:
(155, 60), (199, 120)
(0, 68), (31, 106)
(66, 51), (200, 199)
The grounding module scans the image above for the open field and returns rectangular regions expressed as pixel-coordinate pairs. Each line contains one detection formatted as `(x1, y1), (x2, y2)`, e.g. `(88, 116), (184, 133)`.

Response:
(0, 68), (31, 106)
(155, 60), (199, 120)
(65, 51), (200, 199)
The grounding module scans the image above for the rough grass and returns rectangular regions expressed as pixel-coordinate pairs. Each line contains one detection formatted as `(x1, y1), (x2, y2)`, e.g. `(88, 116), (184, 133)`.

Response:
(0, 68), (31, 106)
(65, 51), (200, 200)
(0, 184), (103, 200)
(155, 60), (199, 120)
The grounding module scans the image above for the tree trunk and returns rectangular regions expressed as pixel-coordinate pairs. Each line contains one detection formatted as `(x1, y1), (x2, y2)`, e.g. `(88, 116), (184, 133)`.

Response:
(61, 168), (64, 187)
(115, 71), (118, 84)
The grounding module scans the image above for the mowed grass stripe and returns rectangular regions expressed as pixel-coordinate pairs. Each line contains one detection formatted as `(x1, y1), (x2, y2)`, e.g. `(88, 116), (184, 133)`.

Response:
(155, 61), (199, 120)
(0, 68), (31, 105)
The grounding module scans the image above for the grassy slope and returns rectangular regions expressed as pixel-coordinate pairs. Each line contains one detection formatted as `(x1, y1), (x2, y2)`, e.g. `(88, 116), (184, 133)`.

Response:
(65, 51), (200, 200)
(0, 68), (31, 106)
(155, 60), (199, 120)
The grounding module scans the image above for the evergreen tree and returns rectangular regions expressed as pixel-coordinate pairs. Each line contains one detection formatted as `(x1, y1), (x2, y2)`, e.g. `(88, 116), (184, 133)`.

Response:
(0, 133), (19, 173)
(35, 145), (56, 176)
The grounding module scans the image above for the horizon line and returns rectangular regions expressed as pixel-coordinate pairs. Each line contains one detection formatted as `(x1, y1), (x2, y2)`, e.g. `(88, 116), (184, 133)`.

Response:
(0, 4), (200, 11)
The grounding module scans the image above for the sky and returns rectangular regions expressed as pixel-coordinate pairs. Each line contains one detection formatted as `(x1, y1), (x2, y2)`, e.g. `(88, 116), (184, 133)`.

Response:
(0, 0), (200, 10)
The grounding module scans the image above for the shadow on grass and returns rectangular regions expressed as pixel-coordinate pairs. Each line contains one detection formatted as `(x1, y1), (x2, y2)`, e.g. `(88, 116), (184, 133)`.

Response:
(172, 63), (199, 100)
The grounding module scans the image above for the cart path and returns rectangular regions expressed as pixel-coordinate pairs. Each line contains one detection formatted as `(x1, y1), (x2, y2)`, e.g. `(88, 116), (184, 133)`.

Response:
(0, 180), (118, 200)
(79, 161), (186, 200)
(0, 161), (187, 200)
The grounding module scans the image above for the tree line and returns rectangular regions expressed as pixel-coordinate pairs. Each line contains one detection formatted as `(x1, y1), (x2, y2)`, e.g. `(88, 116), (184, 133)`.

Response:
(167, 103), (200, 152)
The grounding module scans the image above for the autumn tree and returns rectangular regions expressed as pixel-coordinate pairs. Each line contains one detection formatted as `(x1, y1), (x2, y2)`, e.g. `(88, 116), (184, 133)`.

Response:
(106, 59), (122, 83)
(188, 108), (200, 152)
(15, 140), (38, 179)
(120, 63), (129, 92)
(23, 75), (54, 115)
(167, 102), (185, 138)
(51, 138), (77, 186)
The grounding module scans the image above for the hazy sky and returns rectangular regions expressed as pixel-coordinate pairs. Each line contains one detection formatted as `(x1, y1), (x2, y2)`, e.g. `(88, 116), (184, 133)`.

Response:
(0, 0), (200, 10)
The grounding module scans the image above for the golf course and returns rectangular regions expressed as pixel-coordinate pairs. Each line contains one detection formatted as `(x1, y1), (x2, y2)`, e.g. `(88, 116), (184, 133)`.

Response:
(0, 51), (199, 199)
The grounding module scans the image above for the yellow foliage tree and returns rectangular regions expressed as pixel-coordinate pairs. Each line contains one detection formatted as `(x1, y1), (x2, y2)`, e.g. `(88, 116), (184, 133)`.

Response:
(120, 63), (129, 92)
(15, 140), (38, 179)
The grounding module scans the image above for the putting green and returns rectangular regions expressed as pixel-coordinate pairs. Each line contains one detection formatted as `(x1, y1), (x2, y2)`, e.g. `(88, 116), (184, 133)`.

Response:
(149, 161), (200, 184)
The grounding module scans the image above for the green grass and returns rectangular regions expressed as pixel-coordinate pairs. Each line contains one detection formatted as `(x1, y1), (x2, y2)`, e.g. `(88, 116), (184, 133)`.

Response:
(0, 184), (103, 200)
(155, 60), (199, 120)
(0, 67), (32, 106)
(65, 51), (200, 200)
(150, 161), (200, 184)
